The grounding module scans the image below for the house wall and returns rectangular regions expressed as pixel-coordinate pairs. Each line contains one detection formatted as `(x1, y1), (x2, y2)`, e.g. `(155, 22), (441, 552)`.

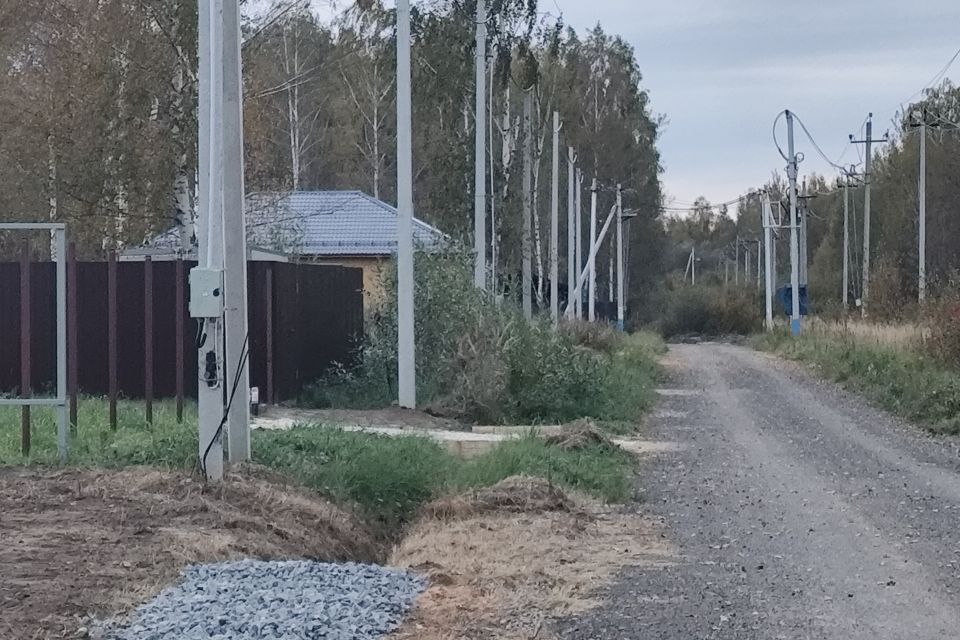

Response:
(310, 256), (389, 314)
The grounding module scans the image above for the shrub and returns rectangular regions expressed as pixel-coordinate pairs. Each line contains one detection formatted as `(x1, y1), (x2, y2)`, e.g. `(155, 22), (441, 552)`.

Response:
(559, 318), (622, 354)
(657, 285), (762, 337)
(922, 288), (960, 367)
(304, 251), (661, 426)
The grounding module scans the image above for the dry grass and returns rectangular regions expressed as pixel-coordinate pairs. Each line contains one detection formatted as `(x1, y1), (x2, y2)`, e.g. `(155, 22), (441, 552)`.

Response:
(420, 475), (573, 520)
(544, 420), (618, 452)
(808, 317), (928, 352)
(389, 478), (673, 640)
(0, 467), (380, 639)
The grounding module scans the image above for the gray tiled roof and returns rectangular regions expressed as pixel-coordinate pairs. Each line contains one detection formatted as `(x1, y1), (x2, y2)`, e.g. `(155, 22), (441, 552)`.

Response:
(148, 191), (447, 256)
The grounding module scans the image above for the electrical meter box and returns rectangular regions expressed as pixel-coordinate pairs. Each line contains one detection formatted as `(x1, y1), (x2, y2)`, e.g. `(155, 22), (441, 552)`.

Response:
(189, 268), (224, 318)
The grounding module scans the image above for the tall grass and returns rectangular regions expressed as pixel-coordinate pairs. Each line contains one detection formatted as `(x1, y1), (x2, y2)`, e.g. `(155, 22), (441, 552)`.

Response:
(0, 398), (197, 467)
(753, 329), (960, 435)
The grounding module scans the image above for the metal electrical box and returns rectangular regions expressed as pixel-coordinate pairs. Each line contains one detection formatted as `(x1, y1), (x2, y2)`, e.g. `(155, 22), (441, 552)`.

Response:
(189, 268), (224, 318)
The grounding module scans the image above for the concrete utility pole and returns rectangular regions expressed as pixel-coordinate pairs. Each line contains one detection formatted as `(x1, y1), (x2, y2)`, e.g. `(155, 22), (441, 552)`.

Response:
(757, 239), (762, 290)
(850, 114), (886, 318)
(745, 249), (750, 287)
(550, 111), (560, 324)
(575, 170), (583, 318)
(762, 193), (775, 330)
(565, 203), (618, 318)
(396, 0), (416, 408)
(473, 0), (486, 289)
(521, 90), (533, 319)
(608, 253), (614, 303)
(616, 185), (625, 331)
(567, 148), (576, 318)
(489, 57), (497, 293)
(735, 237), (740, 286)
(842, 171), (850, 310)
(588, 178), (598, 322)
(196, 0), (225, 482)
(786, 110), (802, 335)
(692, 247), (696, 285)
(915, 110), (928, 304)
(799, 180), (809, 287)
(222, 0), (250, 462)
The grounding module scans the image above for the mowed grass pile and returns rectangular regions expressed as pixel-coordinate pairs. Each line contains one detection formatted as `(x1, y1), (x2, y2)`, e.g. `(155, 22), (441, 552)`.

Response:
(1, 402), (635, 528)
(753, 329), (960, 435)
(302, 251), (663, 425)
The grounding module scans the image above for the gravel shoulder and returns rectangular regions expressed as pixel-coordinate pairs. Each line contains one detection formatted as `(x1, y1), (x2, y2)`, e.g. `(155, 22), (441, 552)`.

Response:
(559, 342), (960, 639)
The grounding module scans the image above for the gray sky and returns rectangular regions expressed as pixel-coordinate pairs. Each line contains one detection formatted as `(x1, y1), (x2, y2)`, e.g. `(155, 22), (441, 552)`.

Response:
(555, 0), (960, 211)
(302, 0), (960, 212)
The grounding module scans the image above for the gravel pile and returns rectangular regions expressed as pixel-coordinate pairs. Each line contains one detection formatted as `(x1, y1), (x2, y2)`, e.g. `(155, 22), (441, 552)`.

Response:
(95, 559), (425, 640)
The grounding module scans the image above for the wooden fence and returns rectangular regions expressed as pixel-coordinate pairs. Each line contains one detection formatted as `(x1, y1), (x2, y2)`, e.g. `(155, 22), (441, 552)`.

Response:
(0, 249), (364, 426)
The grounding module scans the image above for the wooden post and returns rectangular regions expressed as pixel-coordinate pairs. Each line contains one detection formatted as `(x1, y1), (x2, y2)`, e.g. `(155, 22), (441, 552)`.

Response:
(67, 242), (78, 432)
(144, 256), (154, 425)
(19, 241), (31, 455)
(175, 258), (185, 423)
(108, 252), (118, 430)
(265, 264), (274, 405)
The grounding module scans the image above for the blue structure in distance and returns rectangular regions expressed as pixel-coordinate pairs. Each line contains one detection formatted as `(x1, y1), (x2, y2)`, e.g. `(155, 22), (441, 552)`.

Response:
(776, 285), (809, 318)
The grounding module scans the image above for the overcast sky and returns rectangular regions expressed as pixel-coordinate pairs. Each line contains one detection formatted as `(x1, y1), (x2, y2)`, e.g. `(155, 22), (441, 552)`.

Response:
(302, 0), (960, 213)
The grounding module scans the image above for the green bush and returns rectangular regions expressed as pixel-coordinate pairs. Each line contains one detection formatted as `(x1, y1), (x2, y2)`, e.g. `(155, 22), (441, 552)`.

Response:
(304, 251), (662, 426)
(657, 285), (762, 337)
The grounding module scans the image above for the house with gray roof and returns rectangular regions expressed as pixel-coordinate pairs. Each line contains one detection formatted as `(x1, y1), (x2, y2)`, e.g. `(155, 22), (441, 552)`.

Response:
(124, 190), (447, 311)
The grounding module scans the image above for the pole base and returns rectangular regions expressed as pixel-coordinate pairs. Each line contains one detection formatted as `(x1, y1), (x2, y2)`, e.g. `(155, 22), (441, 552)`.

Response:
(791, 318), (802, 336)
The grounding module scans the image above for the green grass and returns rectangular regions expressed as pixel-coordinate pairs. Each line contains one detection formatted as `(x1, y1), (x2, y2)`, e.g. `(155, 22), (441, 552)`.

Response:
(1, 398), (639, 528)
(252, 427), (635, 526)
(455, 436), (634, 502)
(0, 398), (197, 467)
(753, 330), (960, 435)
(251, 427), (457, 527)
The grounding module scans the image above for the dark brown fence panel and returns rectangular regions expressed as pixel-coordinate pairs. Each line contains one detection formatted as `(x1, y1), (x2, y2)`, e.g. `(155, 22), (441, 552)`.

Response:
(246, 263), (269, 402)
(76, 262), (110, 396)
(269, 263), (363, 401)
(1, 260), (363, 403)
(27, 263), (56, 395)
(0, 264), (20, 393)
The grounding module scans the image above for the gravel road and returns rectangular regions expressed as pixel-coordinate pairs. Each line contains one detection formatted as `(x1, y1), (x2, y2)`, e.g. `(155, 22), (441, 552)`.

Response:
(559, 342), (960, 639)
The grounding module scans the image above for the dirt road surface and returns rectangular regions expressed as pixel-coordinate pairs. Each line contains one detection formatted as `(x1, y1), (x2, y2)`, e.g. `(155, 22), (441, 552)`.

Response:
(559, 343), (960, 639)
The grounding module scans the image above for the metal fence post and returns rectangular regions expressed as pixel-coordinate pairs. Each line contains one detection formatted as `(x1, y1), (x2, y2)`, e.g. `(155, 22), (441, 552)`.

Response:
(67, 242), (79, 432)
(19, 241), (31, 455)
(108, 251), (118, 430)
(144, 255), (154, 425)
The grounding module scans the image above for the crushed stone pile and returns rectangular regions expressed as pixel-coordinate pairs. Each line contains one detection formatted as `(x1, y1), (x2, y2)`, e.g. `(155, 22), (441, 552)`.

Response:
(94, 559), (424, 640)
